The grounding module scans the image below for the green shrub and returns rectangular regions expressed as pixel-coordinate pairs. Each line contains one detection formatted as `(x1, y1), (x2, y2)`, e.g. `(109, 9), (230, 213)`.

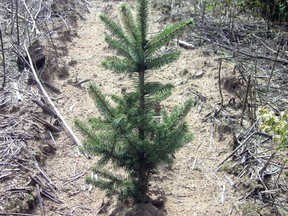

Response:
(258, 107), (288, 150)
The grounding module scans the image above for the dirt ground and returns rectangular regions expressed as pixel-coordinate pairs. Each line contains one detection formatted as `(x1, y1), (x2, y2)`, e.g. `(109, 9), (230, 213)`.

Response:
(42, 1), (243, 215)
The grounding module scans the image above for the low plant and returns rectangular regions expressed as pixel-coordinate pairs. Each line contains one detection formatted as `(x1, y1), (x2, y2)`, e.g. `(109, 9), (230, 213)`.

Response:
(258, 107), (288, 150)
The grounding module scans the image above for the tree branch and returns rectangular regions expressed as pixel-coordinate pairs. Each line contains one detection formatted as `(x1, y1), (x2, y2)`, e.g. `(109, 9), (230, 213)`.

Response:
(24, 43), (88, 158)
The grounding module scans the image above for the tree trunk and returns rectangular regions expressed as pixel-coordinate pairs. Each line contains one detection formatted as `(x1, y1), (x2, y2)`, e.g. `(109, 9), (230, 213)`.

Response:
(139, 69), (145, 140)
(137, 64), (148, 203)
(137, 152), (149, 203)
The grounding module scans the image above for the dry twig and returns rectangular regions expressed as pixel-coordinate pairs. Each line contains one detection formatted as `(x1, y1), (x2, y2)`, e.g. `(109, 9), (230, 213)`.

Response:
(24, 44), (86, 156)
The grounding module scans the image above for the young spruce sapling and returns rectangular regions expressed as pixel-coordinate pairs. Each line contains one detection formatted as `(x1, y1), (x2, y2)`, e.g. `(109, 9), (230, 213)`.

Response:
(76, 0), (194, 204)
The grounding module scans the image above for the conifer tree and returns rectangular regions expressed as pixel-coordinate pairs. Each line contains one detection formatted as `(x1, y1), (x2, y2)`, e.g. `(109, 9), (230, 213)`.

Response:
(76, 0), (193, 204)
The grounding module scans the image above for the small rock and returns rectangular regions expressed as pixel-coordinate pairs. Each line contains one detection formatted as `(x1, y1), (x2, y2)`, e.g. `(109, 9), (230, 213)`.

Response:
(176, 80), (188, 86)
(193, 70), (204, 79)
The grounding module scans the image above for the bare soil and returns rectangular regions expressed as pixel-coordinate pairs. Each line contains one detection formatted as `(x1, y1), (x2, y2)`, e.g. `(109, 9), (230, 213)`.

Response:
(42, 1), (243, 215)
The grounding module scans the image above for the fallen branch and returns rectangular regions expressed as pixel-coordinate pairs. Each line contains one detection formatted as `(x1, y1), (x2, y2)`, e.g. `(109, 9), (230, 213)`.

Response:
(219, 44), (288, 65)
(0, 213), (37, 216)
(240, 75), (251, 126)
(217, 130), (257, 167)
(0, 29), (6, 89)
(24, 44), (88, 157)
(32, 99), (58, 117)
(41, 79), (61, 93)
(36, 184), (45, 216)
(175, 39), (195, 49)
(40, 189), (63, 204)
(34, 116), (61, 133)
(217, 59), (223, 115)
